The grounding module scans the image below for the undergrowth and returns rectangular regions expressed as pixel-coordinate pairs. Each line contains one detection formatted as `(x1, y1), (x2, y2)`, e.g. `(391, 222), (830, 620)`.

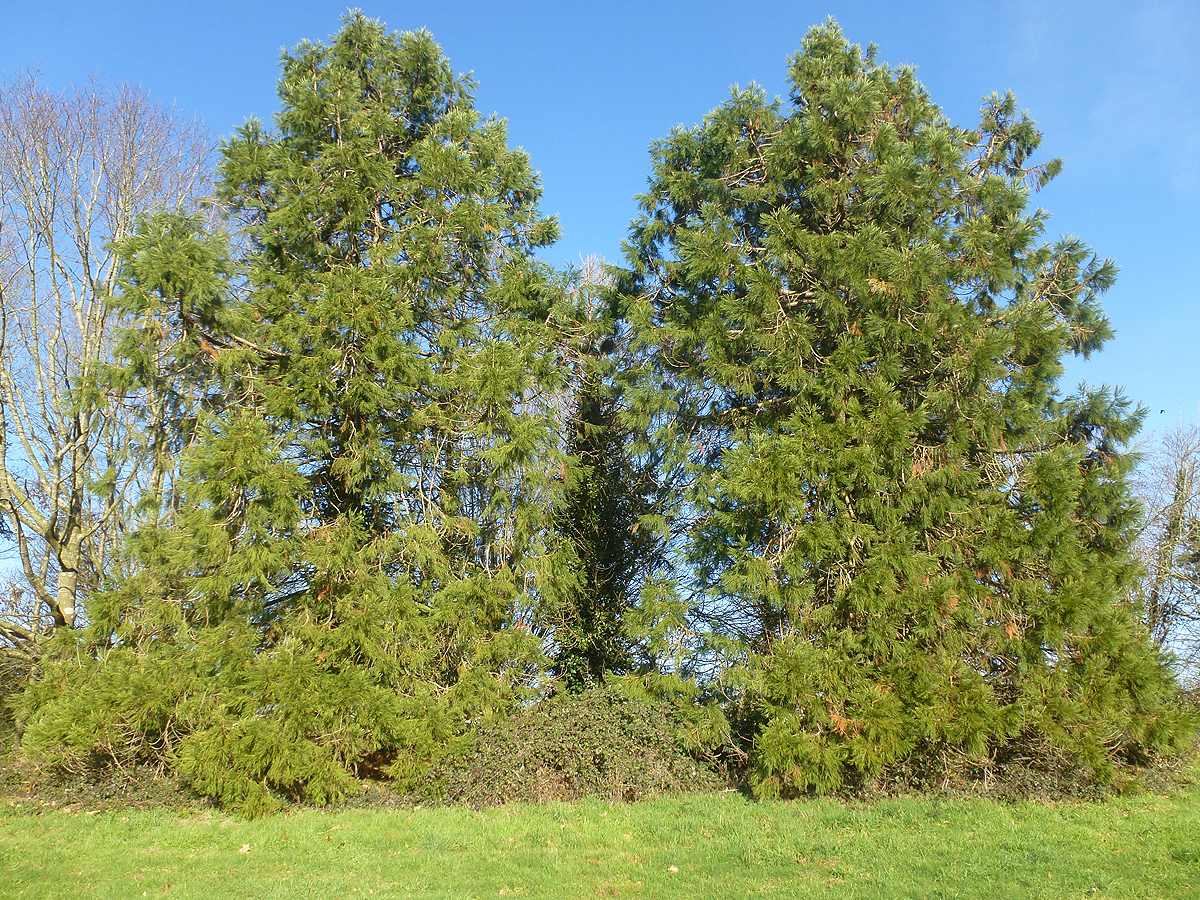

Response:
(415, 687), (723, 807)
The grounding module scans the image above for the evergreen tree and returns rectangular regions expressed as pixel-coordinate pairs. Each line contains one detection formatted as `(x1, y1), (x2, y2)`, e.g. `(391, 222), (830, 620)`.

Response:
(620, 20), (1192, 795)
(553, 366), (640, 689)
(552, 346), (663, 689)
(548, 263), (700, 694)
(102, 210), (243, 529)
(24, 13), (573, 814)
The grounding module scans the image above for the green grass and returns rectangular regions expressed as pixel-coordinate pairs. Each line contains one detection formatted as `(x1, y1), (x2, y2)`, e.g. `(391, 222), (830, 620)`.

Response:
(3, 779), (1199, 899)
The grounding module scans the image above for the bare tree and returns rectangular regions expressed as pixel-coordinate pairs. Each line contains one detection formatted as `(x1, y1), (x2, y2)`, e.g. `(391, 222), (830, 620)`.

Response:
(0, 74), (211, 659)
(1131, 422), (1200, 681)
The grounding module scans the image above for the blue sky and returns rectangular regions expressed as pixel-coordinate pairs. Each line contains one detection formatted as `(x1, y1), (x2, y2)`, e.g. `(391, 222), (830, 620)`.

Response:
(3, 0), (1197, 437)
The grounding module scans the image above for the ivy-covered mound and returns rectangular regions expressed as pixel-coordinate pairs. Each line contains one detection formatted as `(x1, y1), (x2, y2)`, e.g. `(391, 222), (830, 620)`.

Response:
(419, 687), (722, 807)
(619, 21), (1193, 797)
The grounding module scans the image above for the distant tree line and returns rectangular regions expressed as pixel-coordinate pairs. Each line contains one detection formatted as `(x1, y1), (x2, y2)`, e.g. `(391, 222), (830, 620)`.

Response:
(1, 13), (1193, 814)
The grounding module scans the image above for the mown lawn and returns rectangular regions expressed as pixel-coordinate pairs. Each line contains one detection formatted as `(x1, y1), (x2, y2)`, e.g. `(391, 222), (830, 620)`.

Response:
(2, 776), (1199, 900)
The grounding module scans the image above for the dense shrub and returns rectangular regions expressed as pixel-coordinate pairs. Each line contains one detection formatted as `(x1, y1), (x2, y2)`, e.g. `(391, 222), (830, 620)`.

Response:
(0, 657), (34, 746)
(419, 687), (723, 807)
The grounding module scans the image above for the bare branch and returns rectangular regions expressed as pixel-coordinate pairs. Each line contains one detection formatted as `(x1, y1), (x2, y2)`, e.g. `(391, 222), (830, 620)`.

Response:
(0, 72), (213, 641)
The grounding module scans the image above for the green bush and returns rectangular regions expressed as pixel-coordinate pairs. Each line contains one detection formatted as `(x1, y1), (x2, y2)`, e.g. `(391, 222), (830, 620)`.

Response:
(0, 657), (31, 756)
(420, 687), (722, 807)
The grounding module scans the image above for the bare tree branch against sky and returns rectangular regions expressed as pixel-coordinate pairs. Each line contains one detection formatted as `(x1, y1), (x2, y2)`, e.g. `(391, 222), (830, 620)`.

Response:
(1, 0), (1196, 426)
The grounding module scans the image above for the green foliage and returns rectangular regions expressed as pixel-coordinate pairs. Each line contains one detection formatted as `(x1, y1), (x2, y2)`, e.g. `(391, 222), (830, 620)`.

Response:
(18, 15), (1195, 813)
(102, 210), (243, 525)
(551, 368), (674, 688)
(554, 377), (634, 688)
(421, 686), (721, 806)
(24, 12), (574, 815)
(620, 19), (1194, 796)
(0, 656), (30, 751)
(531, 262), (696, 692)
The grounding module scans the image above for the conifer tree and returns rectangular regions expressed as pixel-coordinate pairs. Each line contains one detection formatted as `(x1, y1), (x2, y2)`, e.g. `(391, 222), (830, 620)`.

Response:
(24, 13), (573, 813)
(516, 260), (699, 708)
(553, 367), (640, 689)
(552, 346), (668, 689)
(620, 20), (1192, 794)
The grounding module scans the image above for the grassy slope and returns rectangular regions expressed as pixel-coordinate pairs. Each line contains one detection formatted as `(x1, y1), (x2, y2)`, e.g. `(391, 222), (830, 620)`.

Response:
(3, 774), (1199, 900)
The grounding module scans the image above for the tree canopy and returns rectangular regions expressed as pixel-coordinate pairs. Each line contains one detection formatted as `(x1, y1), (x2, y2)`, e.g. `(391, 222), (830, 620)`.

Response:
(23, 15), (582, 814)
(619, 21), (1189, 794)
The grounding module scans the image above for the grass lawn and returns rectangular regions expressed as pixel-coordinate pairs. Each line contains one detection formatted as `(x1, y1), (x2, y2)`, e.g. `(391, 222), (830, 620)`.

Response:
(3, 774), (1199, 900)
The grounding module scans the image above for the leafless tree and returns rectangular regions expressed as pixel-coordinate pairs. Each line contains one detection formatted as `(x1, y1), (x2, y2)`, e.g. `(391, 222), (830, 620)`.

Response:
(1131, 422), (1200, 682)
(0, 74), (211, 661)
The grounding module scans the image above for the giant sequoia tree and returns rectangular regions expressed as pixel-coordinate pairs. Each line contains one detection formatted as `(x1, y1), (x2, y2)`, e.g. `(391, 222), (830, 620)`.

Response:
(620, 21), (1190, 794)
(24, 15), (574, 813)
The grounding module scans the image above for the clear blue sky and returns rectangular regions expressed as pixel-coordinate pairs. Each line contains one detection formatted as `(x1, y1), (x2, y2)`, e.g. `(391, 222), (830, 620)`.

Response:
(3, 0), (1196, 436)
